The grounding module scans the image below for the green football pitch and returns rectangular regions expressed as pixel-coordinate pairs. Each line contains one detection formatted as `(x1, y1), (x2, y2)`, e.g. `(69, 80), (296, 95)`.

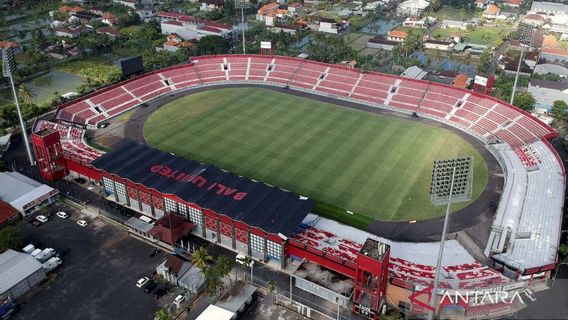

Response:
(143, 87), (489, 226)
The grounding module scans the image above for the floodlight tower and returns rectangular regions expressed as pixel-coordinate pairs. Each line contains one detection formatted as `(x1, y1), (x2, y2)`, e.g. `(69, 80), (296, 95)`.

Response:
(2, 47), (34, 165)
(427, 156), (474, 320)
(235, 0), (249, 54)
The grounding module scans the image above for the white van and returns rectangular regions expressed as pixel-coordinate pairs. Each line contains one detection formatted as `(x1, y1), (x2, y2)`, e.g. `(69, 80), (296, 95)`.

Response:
(23, 244), (36, 254)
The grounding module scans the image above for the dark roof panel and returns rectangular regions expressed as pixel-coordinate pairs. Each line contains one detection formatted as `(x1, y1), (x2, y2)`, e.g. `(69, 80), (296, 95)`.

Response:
(91, 141), (314, 235)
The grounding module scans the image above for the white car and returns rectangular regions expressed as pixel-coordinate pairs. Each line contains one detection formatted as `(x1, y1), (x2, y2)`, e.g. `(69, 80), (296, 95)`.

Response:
(136, 277), (150, 288)
(77, 220), (88, 227)
(56, 211), (69, 219)
(36, 215), (48, 223)
(174, 294), (185, 304)
(236, 253), (254, 267)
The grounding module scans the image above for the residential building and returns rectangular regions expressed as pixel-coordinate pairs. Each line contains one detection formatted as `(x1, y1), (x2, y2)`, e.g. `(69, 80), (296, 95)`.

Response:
(156, 255), (205, 293)
(401, 66), (428, 80)
(367, 36), (398, 50)
(113, 0), (138, 9)
(58, 6), (85, 14)
(483, 4), (500, 20)
(523, 14), (545, 27)
(528, 79), (568, 110)
(288, 2), (302, 14)
(319, 18), (346, 34)
(0, 200), (19, 227)
(424, 39), (453, 51)
(540, 35), (568, 62)
(161, 18), (233, 40)
(53, 26), (87, 38)
(136, 9), (155, 21)
(89, 6), (106, 16)
(68, 11), (101, 24)
(0, 41), (22, 54)
(529, 1), (568, 27)
(96, 26), (123, 39)
(161, 34), (193, 52)
(101, 13), (119, 26)
(503, 0), (521, 7)
(387, 30), (407, 42)
(475, 0), (485, 9)
(452, 74), (470, 89)
(0, 250), (47, 300)
(396, 0), (429, 17)
(201, 0), (224, 12)
(0, 172), (58, 217)
(534, 63), (568, 78)
(256, 2), (293, 26)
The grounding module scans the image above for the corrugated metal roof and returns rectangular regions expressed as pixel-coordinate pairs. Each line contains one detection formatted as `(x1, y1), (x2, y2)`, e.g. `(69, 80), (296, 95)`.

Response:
(91, 141), (315, 236)
(0, 250), (44, 295)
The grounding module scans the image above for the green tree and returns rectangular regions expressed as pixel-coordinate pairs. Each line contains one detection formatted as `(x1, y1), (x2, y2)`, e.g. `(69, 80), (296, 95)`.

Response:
(402, 31), (423, 57)
(306, 32), (356, 63)
(560, 243), (568, 265)
(267, 280), (277, 304)
(429, 0), (441, 11)
(153, 309), (172, 320)
(0, 225), (23, 252)
(192, 247), (213, 269)
(479, 48), (493, 72)
(224, 0), (235, 17)
(191, 247), (213, 270)
(0, 160), (5, 171)
(195, 36), (231, 55)
(18, 84), (35, 105)
(216, 255), (235, 286)
(551, 100), (568, 124)
(203, 264), (224, 299)
(513, 92), (536, 112)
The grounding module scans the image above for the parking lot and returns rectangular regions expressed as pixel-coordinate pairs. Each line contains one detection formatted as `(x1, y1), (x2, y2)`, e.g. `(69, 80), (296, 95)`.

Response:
(14, 204), (175, 320)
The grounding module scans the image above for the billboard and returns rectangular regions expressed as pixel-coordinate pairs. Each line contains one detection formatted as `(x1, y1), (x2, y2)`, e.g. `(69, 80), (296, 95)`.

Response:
(474, 75), (488, 86)
(119, 55), (144, 78)
(260, 41), (272, 49)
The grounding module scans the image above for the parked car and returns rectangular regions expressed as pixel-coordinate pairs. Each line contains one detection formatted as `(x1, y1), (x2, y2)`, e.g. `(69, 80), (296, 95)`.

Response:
(77, 220), (88, 227)
(144, 281), (157, 293)
(36, 215), (48, 223)
(174, 294), (185, 304)
(153, 287), (167, 300)
(136, 277), (150, 288)
(56, 211), (69, 219)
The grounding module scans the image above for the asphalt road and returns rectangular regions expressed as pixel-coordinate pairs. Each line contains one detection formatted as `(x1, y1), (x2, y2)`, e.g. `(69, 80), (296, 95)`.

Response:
(13, 206), (165, 320)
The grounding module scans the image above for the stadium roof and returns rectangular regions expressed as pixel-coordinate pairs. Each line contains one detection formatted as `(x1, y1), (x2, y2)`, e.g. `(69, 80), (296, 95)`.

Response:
(91, 141), (315, 236)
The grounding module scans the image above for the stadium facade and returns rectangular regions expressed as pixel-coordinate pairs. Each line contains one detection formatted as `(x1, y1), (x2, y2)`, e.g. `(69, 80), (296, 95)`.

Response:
(30, 54), (565, 320)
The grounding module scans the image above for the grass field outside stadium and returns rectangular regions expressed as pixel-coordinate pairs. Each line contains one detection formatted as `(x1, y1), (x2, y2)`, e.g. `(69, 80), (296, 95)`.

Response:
(144, 88), (489, 227)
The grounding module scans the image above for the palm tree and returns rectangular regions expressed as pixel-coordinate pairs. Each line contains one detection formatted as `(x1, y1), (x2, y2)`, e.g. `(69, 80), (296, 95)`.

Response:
(154, 309), (172, 320)
(191, 247), (212, 270)
(18, 84), (35, 104)
(267, 280), (277, 304)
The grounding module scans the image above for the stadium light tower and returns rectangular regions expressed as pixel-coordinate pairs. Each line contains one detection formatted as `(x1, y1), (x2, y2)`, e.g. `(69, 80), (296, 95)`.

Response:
(235, 0), (249, 54)
(2, 47), (34, 165)
(428, 156), (474, 320)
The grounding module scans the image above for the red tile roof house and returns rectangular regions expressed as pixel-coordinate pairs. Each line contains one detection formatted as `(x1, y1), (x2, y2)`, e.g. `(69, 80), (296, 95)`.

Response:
(0, 41), (22, 54)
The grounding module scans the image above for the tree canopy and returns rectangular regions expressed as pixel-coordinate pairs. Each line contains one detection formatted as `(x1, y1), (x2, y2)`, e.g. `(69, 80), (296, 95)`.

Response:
(513, 92), (536, 112)
(191, 247), (213, 269)
(0, 225), (22, 253)
(306, 32), (356, 63)
(551, 100), (568, 124)
(195, 36), (231, 56)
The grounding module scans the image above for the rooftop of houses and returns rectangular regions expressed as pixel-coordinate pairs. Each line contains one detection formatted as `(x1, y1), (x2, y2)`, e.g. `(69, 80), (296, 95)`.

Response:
(484, 4), (500, 15)
(0, 41), (20, 48)
(96, 26), (123, 37)
(388, 30), (408, 38)
(529, 78), (568, 90)
(452, 74), (469, 88)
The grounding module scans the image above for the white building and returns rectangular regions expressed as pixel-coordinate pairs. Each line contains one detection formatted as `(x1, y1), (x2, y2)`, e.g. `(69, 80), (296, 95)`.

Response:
(160, 19), (233, 40)
(529, 2), (568, 27)
(0, 172), (58, 217)
(0, 250), (47, 300)
(397, 0), (430, 17)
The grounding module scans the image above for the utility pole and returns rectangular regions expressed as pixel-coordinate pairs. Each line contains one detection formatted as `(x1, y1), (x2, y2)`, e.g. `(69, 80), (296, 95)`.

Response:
(235, 0), (248, 54)
(2, 47), (34, 165)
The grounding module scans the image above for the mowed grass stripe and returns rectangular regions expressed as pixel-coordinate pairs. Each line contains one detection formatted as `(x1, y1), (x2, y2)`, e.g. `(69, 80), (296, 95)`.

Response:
(144, 88), (489, 222)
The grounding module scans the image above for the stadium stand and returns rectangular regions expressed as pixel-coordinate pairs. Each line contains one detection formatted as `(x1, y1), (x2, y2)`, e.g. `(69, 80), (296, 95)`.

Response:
(36, 120), (103, 163)
(51, 54), (563, 287)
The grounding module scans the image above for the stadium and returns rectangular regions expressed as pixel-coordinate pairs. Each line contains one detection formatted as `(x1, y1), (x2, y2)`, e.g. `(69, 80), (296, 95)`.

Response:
(31, 54), (565, 319)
